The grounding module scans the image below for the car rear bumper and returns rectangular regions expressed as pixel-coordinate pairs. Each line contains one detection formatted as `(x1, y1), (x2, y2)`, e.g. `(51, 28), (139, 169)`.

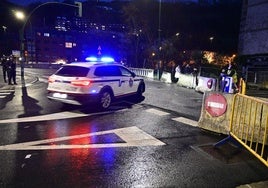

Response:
(47, 91), (99, 105)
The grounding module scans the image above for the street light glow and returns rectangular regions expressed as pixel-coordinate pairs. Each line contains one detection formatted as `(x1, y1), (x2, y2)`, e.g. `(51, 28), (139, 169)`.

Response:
(15, 11), (25, 20)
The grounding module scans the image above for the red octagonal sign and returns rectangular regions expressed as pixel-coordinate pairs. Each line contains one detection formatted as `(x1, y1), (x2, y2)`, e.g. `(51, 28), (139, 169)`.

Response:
(205, 93), (227, 117)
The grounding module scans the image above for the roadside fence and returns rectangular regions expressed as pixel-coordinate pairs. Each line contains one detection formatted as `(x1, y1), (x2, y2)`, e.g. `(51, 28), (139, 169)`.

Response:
(215, 93), (268, 167)
(129, 68), (154, 79)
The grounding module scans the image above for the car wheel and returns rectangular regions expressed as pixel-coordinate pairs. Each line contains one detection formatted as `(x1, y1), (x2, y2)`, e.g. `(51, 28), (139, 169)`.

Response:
(99, 90), (112, 110)
(137, 83), (145, 98)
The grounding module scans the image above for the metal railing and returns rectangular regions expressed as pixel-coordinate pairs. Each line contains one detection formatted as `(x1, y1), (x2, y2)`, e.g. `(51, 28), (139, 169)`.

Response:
(128, 68), (154, 79)
(215, 93), (268, 167)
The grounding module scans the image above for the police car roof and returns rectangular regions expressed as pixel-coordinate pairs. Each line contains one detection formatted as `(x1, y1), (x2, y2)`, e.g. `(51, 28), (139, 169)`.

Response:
(65, 61), (121, 68)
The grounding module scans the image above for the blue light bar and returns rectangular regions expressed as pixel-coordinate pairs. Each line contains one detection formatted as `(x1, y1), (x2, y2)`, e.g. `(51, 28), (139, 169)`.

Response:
(85, 56), (115, 63)
(100, 57), (114, 63)
(86, 56), (98, 62)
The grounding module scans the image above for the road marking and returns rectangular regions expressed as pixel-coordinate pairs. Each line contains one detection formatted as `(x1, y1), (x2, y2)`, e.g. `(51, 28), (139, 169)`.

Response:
(172, 117), (198, 127)
(0, 111), (89, 124)
(0, 111), (116, 124)
(0, 92), (11, 95)
(0, 126), (165, 150)
(146, 108), (170, 116)
(0, 89), (15, 98)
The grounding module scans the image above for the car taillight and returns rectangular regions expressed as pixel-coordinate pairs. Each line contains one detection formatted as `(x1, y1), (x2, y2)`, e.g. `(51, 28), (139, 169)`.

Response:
(48, 76), (55, 83)
(71, 80), (91, 86)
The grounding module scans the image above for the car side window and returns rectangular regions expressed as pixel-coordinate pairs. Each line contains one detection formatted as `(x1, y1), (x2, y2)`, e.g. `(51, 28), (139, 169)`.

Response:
(119, 67), (132, 77)
(94, 66), (121, 76)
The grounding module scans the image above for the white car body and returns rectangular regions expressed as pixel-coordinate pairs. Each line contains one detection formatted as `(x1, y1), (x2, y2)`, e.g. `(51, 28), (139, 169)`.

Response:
(47, 61), (145, 109)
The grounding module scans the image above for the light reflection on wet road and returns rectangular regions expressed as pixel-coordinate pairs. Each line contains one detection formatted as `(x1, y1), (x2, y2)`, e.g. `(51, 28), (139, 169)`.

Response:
(0, 71), (267, 187)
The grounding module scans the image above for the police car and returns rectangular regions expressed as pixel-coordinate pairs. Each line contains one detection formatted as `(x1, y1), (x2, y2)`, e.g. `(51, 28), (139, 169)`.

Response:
(47, 57), (145, 109)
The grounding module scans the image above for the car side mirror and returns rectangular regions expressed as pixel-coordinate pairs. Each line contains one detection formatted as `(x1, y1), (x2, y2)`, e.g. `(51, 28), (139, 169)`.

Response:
(131, 72), (136, 77)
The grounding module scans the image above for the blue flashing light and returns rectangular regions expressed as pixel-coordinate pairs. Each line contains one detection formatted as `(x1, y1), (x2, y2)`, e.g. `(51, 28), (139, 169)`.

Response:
(86, 56), (98, 62)
(100, 57), (114, 63)
(85, 56), (115, 63)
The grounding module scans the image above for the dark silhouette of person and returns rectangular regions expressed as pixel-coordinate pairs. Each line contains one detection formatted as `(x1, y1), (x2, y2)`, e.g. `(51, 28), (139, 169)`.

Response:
(1, 55), (8, 83)
(7, 56), (17, 85)
(221, 61), (238, 92)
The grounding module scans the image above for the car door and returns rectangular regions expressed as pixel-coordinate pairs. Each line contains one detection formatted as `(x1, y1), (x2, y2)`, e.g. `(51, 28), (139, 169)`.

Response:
(118, 66), (138, 94)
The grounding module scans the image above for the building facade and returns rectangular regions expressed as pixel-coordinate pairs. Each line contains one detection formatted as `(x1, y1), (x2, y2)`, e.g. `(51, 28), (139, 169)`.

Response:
(238, 0), (268, 88)
(24, 16), (129, 64)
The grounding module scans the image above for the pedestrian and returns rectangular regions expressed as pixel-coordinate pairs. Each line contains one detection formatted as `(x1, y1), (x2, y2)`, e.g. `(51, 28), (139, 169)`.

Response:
(221, 61), (238, 92)
(7, 55), (17, 85)
(1, 55), (8, 83)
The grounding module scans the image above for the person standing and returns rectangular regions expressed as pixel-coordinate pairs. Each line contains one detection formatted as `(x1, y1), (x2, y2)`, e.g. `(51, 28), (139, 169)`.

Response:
(7, 55), (17, 85)
(1, 55), (8, 83)
(221, 61), (238, 92)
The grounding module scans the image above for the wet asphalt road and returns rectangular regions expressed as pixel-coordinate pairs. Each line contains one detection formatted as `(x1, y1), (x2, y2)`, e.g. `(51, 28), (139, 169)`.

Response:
(0, 68), (267, 187)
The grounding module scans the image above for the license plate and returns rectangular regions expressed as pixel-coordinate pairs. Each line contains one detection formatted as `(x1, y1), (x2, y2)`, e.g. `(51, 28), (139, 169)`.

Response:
(66, 87), (77, 92)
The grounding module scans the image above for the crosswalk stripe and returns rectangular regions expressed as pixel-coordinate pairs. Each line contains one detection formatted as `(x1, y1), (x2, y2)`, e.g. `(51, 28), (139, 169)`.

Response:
(0, 90), (14, 92)
(0, 93), (11, 95)
(146, 108), (170, 116)
(172, 117), (198, 127)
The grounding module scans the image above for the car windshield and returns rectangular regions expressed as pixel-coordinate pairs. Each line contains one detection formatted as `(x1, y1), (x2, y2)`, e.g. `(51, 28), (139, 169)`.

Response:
(55, 66), (89, 77)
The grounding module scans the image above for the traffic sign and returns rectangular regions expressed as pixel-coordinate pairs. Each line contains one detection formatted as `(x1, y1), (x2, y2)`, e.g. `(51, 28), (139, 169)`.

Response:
(205, 93), (227, 117)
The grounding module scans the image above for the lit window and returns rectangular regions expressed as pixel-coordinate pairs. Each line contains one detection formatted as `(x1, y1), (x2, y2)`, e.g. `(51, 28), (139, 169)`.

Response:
(73, 43), (76, 47)
(44, 33), (50, 37)
(65, 42), (72, 48)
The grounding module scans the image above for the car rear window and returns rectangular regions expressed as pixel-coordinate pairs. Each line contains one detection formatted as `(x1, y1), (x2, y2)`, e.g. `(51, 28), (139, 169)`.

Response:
(55, 66), (89, 77)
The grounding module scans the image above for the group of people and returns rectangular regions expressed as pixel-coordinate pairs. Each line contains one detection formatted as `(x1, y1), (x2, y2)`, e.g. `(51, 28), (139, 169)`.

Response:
(1, 55), (17, 85)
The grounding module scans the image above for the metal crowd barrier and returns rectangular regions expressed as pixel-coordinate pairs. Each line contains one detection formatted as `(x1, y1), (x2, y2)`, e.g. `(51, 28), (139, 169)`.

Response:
(215, 93), (268, 167)
(129, 68), (154, 79)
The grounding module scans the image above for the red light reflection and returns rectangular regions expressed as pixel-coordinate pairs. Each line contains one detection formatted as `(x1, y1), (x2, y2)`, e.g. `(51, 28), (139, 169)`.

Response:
(42, 120), (116, 184)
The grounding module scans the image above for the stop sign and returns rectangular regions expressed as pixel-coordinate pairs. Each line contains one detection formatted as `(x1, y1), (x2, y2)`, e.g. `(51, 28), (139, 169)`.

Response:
(205, 93), (227, 117)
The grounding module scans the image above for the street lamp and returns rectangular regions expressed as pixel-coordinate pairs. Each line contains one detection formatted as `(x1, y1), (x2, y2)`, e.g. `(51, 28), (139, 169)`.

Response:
(15, 11), (25, 20)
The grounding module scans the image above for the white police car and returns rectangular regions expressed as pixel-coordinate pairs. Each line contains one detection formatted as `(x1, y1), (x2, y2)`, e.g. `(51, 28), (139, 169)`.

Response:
(47, 57), (145, 109)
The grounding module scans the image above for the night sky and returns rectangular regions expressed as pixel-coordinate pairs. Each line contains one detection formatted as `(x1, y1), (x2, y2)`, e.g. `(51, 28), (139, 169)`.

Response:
(8, 0), (87, 6)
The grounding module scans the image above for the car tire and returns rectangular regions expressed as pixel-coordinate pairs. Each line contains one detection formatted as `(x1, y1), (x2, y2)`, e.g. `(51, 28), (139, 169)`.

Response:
(99, 90), (112, 110)
(136, 82), (145, 98)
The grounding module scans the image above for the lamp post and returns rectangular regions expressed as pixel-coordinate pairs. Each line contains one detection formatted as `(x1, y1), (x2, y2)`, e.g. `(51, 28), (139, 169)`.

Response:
(157, 0), (162, 80)
(14, 10), (26, 78)
(209, 36), (214, 50)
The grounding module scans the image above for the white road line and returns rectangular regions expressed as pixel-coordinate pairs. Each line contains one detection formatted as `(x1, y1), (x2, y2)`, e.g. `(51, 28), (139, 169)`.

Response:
(0, 126), (165, 150)
(0, 110), (116, 124)
(0, 111), (88, 124)
(146, 108), (170, 116)
(0, 93), (11, 95)
(172, 117), (198, 127)
(0, 90), (14, 92)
